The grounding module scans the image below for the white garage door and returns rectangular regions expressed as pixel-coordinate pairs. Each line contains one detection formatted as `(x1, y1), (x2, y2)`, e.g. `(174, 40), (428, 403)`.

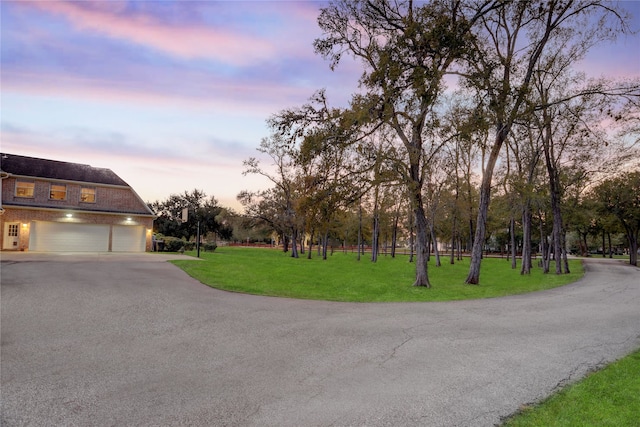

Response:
(112, 225), (146, 252)
(29, 222), (110, 252)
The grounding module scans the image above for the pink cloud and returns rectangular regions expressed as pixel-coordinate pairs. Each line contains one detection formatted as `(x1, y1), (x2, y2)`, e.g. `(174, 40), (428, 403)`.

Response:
(2, 68), (318, 117)
(29, 1), (276, 66)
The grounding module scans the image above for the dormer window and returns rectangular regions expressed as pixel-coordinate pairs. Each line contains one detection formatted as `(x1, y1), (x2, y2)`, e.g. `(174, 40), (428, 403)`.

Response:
(16, 180), (35, 198)
(50, 184), (66, 200)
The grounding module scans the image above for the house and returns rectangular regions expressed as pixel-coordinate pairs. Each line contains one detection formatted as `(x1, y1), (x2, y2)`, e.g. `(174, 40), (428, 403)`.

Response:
(0, 153), (155, 252)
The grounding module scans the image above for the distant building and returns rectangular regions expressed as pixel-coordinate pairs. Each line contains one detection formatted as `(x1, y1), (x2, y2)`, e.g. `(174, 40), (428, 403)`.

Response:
(0, 153), (154, 252)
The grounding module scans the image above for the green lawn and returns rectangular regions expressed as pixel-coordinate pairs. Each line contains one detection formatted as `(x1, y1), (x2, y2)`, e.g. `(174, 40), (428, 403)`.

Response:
(171, 246), (584, 302)
(502, 348), (640, 427)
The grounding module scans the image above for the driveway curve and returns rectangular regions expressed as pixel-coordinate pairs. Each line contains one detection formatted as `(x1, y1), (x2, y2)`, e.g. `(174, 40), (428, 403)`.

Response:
(2, 253), (639, 426)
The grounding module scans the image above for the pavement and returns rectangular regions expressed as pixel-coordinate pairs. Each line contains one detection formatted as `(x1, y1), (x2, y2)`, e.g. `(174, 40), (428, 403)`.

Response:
(1, 252), (639, 426)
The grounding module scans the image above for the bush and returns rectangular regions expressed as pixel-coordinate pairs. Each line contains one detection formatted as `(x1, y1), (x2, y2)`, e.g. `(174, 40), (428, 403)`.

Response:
(163, 237), (188, 252)
(202, 242), (217, 252)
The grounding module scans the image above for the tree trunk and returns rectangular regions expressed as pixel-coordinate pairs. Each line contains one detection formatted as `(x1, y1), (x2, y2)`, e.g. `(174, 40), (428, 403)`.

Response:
(466, 170), (490, 284)
(549, 187), (563, 274)
(307, 231), (314, 259)
(431, 224), (441, 267)
(546, 234), (554, 274)
(409, 211), (415, 263)
(582, 232), (589, 257)
(542, 114), (568, 275)
(450, 220), (456, 265)
(413, 204), (430, 287)
(624, 227), (638, 266)
(562, 230), (570, 274)
(521, 205), (532, 275)
(466, 129), (507, 284)
(371, 213), (379, 263)
(371, 184), (380, 263)
(630, 237), (638, 267)
(608, 232), (612, 259)
(391, 209), (399, 258)
(291, 229), (299, 258)
(357, 201), (362, 262)
(510, 216), (517, 269)
(299, 232), (305, 255)
(322, 230), (329, 260)
(539, 213), (550, 273)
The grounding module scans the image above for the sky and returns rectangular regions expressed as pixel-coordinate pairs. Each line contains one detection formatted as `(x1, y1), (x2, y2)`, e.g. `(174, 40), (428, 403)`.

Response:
(2, 1), (639, 211)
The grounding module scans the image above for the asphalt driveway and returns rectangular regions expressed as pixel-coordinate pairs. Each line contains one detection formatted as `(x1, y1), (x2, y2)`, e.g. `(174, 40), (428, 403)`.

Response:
(2, 252), (639, 426)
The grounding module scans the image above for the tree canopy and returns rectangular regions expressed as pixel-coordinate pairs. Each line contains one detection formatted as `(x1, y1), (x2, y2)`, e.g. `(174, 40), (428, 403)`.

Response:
(238, 0), (640, 286)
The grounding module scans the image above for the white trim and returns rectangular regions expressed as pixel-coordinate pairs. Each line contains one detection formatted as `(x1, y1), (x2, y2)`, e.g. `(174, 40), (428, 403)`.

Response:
(2, 204), (156, 218)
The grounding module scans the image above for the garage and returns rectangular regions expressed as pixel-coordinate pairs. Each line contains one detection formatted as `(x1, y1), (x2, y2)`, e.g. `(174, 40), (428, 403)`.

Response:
(112, 225), (146, 252)
(28, 222), (147, 253)
(29, 221), (110, 252)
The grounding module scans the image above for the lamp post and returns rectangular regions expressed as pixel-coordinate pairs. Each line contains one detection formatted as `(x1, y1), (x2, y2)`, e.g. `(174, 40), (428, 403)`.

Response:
(196, 220), (201, 258)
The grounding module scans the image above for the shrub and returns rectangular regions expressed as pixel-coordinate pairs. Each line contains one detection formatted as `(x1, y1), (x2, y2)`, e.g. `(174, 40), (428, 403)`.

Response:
(163, 237), (188, 252)
(202, 242), (217, 252)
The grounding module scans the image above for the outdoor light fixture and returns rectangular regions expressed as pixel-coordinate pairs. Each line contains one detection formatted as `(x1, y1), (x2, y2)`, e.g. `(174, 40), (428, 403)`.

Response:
(66, 213), (73, 218)
(126, 217), (132, 221)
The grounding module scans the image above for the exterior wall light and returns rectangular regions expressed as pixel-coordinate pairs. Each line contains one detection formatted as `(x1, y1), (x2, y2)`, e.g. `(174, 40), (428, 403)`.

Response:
(66, 213), (73, 218)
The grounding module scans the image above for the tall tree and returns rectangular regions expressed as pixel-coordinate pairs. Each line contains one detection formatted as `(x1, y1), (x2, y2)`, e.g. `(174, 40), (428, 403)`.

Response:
(315, 0), (497, 286)
(240, 134), (302, 257)
(272, 90), (378, 260)
(461, 0), (629, 284)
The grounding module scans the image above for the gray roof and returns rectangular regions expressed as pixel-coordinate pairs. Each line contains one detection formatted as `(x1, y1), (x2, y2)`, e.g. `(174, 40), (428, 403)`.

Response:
(0, 153), (129, 186)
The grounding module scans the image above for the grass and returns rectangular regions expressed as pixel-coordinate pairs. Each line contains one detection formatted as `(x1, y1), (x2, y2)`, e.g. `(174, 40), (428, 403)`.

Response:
(502, 348), (640, 427)
(171, 246), (584, 302)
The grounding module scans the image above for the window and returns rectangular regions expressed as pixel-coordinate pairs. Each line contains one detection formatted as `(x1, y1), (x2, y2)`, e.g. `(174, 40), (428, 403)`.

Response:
(7, 224), (19, 237)
(16, 181), (34, 198)
(80, 187), (96, 203)
(50, 184), (66, 200)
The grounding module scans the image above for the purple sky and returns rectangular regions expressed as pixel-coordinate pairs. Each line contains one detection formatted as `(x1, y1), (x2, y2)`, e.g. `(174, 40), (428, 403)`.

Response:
(2, 1), (639, 210)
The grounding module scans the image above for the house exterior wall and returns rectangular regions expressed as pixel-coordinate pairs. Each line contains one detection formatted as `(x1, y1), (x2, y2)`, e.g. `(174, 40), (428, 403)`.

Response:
(1, 176), (154, 252)
(2, 177), (149, 214)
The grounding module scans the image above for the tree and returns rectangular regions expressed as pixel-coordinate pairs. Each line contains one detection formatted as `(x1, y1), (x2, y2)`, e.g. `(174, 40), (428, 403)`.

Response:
(270, 90), (377, 260)
(314, 0), (498, 287)
(592, 172), (640, 266)
(461, 0), (630, 284)
(240, 134), (302, 257)
(151, 189), (230, 241)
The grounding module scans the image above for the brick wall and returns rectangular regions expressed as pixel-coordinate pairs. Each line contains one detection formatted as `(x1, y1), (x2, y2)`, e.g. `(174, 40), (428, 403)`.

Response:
(2, 177), (150, 214)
